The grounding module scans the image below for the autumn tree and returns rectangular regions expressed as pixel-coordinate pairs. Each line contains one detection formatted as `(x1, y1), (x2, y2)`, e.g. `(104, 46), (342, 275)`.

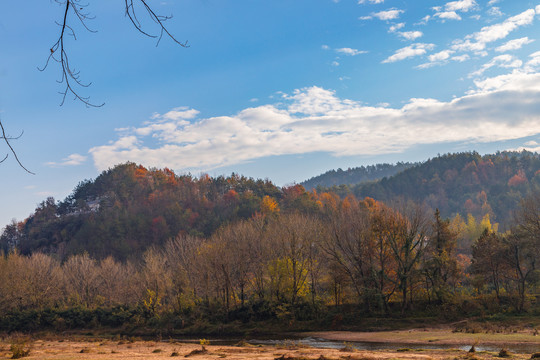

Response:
(471, 229), (507, 301)
(423, 209), (460, 303)
(62, 253), (101, 307)
(320, 196), (375, 311)
(268, 213), (321, 306)
(504, 192), (540, 311)
(385, 203), (429, 313)
(141, 247), (173, 316)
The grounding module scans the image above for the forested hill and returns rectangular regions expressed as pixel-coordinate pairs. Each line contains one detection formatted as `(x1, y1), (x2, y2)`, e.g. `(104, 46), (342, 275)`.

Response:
(1, 163), (317, 260)
(301, 162), (417, 190)
(330, 151), (540, 226)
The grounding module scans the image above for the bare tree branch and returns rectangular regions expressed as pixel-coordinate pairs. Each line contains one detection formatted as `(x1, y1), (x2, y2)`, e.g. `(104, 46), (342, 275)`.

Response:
(0, 118), (34, 174)
(40, 0), (187, 107)
(39, 0), (104, 107)
(124, 0), (189, 47)
(4, 1), (187, 173)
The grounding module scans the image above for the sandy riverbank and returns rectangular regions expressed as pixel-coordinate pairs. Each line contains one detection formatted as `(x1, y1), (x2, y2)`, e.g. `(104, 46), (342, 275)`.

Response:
(0, 337), (538, 360)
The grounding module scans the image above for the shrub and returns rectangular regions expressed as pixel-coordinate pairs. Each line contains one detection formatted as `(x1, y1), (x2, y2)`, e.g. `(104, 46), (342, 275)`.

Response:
(10, 342), (30, 359)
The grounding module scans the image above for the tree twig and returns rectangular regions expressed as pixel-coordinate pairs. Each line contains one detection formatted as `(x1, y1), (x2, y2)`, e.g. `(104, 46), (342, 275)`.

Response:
(0, 118), (35, 174)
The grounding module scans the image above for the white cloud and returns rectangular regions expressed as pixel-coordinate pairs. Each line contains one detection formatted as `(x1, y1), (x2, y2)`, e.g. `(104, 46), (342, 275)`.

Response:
(321, 44), (330, 50)
(429, 50), (454, 62)
(473, 9), (536, 44)
(525, 51), (540, 72)
(444, 0), (478, 12)
(45, 153), (87, 167)
(469, 54), (522, 77)
(416, 15), (431, 25)
(372, 8), (404, 20)
(435, 11), (462, 21)
(358, 0), (384, 4)
(512, 139), (540, 153)
(487, 7), (503, 17)
(398, 31), (423, 41)
(451, 8), (537, 53)
(335, 47), (368, 56)
(332, 61), (340, 66)
(382, 43), (435, 63)
(452, 54), (470, 62)
(495, 37), (534, 52)
(433, 11), (461, 20)
(432, 0), (478, 21)
(89, 76), (540, 173)
(488, 0), (500, 5)
(156, 107), (199, 122)
(417, 50), (456, 69)
(416, 50), (454, 69)
(388, 22), (405, 32)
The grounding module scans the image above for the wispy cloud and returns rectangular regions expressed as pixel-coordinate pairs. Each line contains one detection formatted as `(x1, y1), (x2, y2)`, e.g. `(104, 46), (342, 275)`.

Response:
(335, 47), (368, 56)
(495, 37), (534, 52)
(469, 54), (522, 77)
(372, 8), (404, 20)
(397, 31), (423, 41)
(432, 0), (478, 21)
(388, 23), (405, 32)
(452, 54), (470, 62)
(429, 50), (454, 62)
(487, 7), (503, 17)
(45, 153), (87, 167)
(435, 11), (462, 21)
(444, 0), (478, 12)
(358, 0), (384, 4)
(382, 43), (435, 63)
(451, 8), (537, 53)
(511, 139), (540, 153)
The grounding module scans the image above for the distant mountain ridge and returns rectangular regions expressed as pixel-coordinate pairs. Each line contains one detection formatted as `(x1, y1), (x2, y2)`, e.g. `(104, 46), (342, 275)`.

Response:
(308, 151), (540, 226)
(301, 162), (417, 189)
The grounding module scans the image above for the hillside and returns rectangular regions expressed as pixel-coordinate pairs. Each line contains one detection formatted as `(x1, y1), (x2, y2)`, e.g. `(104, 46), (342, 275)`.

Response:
(301, 162), (417, 190)
(346, 151), (540, 226)
(1, 163), (318, 260)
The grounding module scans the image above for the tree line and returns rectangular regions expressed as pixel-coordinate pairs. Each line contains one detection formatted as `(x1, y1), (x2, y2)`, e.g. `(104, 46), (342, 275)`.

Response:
(0, 191), (538, 332)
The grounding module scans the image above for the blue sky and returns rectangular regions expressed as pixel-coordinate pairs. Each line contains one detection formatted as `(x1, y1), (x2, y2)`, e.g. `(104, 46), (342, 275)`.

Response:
(2, 0), (540, 227)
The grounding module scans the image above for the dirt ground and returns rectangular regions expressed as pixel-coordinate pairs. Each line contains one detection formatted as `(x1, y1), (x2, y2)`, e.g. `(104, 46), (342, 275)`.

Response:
(0, 337), (538, 360)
